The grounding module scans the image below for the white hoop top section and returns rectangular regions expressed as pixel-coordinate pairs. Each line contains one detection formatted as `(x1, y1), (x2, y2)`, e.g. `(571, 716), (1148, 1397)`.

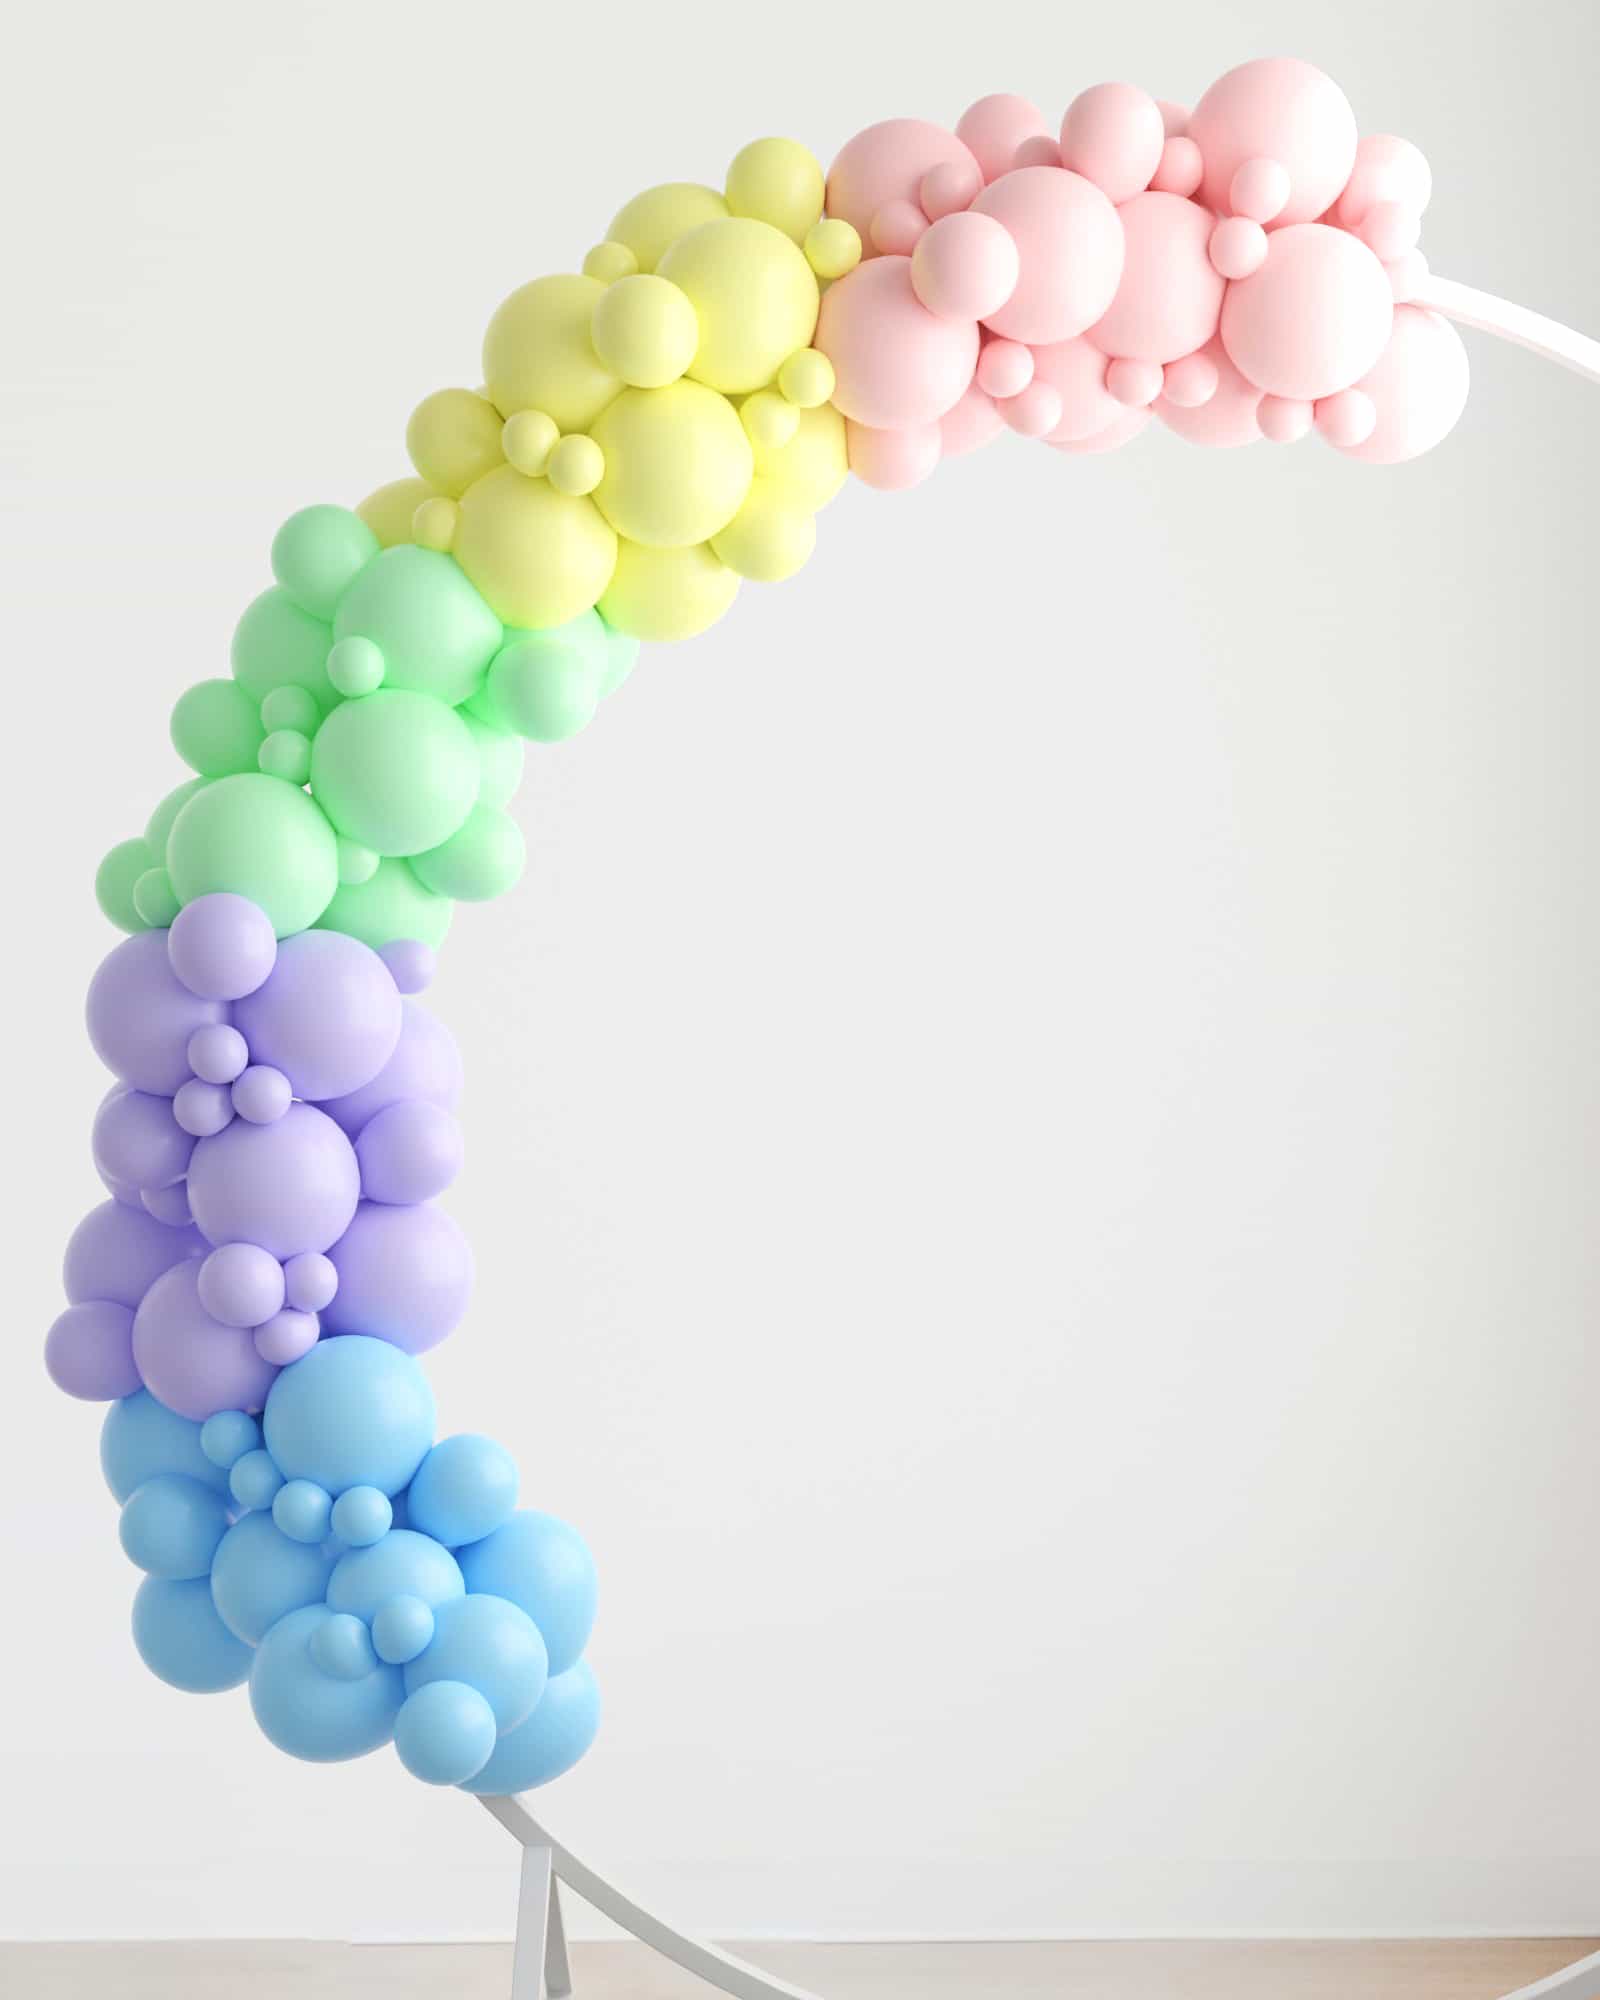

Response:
(1423, 277), (1600, 387)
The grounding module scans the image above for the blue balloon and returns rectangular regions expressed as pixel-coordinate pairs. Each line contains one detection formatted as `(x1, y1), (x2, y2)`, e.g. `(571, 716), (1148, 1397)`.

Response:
(132, 1576), (253, 1692)
(229, 1448), (284, 1512)
(371, 1593), (434, 1665)
(310, 1611), (378, 1681)
(457, 1511), (597, 1677)
(326, 1529), (463, 1621)
(406, 1434), (518, 1547)
(404, 1592), (548, 1731)
(330, 1485), (392, 1548)
(210, 1512), (336, 1645)
(101, 1391), (230, 1503)
(200, 1409), (261, 1470)
(457, 1662), (601, 1796)
(395, 1679), (497, 1785)
(249, 1605), (404, 1761)
(263, 1335), (435, 1497)
(119, 1474), (230, 1579)
(273, 1478), (332, 1544)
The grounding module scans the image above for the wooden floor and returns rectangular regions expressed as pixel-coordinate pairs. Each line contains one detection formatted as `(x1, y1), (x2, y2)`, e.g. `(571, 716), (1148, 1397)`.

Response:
(2, 1939), (1595, 1999)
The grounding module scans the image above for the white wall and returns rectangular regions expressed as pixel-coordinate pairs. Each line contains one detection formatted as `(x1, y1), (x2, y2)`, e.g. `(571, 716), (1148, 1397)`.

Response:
(4, 0), (1599, 1946)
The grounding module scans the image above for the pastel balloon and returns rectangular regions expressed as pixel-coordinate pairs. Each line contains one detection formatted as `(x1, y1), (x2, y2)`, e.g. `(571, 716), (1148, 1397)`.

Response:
(64, 1199), (202, 1310)
(845, 420), (942, 492)
(457, 1661), (601, 1795)
(1156, 337), (1264, 447)
(1030, 337), (1122, 444)
(354, 1099), (463, 1205)
(814, 257), (979, 430)
(100, 1390), (230, 1503)
(321, 1000), (463, 1139)
(210, 1510), (337, 1644)
(322, 1200), (474, 1355)
(92, 1089), (194, 1195)
(250, 1605), (405, 1761)
(954, 94), (1050, 183)
(1188, 56), (1358, 225)
(909, 212), (1019, 322)
(458, 1510), (598, 1678)
(1058, 82), (1165, 204)
(1220, 224), (1393, 401)
(395, 1680), (498, 1785)
(938, 384), (1003, 457)
(1335, 304), (1470, 465)
(132, 1260), (279, 1421)
(87, 931), (226, 1095)
(232, 929), (402, 1102)
(264, 1335), (436, 1498)
(119, 1473), (230, 1579)
(825, 120), (979, 241)
(133, 1576), (253, 1693)
(404, 1592), (549, 1732)
(167, 894), (278, 1003)
(1090, 192), (1223, 364)
(327, 1529), (465, 1620)
(406, 1434), (519, 1548)
(46, 1300), (141, 1401)
(970, 167), (1123, 345)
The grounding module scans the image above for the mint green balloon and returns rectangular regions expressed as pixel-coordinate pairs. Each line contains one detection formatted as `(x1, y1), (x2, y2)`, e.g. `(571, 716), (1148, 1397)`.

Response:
(168, 774), (339, 938)
(258, 728), (312, 785)
(412, 804), (525, 901)
(333, 547), (502, 707)
(232, 587), (336, 713)
(310, 690), (478, 857)
(260, 684), (321, 735)
(271, 506), (380, 621)
(145, 778), (207, 857)
(171, 679), (266, 778)
(319, 857), (452, 951)
(133, 866), (180, 927)
(487, 615), (605, 742)
(96, 837), (156, 932)
(460, 708), (525, 810)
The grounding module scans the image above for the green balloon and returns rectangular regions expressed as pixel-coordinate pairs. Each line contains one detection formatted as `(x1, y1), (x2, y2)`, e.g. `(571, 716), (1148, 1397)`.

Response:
(258, 728), (312, 785)
(309, 689), (478, 857)
(333, 546), (502, 707)
(96, 837), (156, 932)
(318, 857), (452, 951)
(144, 778), (207, 856)
(412, 804), (525, 901)
(170, 679), (266, 778)
(460, 708), (525, 810)
(260, 684), (321, 735)
(167, 773), (339, 938)
(231, 587), (336, 713)
(133, 867), (180, 928)
(271, 505), (379, 621)
(487, 614), (605, 742)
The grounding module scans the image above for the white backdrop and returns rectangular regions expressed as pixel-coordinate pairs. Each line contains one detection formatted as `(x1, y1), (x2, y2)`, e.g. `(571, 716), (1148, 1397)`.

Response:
(4, 0), (1599, 1946)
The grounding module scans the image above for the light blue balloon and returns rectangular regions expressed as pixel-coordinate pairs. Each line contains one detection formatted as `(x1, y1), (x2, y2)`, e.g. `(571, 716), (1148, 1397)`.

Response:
(457, 1511), (597, 1677)
(210, 1511), (336, 1645)
(406, 1434), (518, 1548)
(331, 1485), (392, 1548)
(263, 1335), (435, 1497)
(273, 1478), (332, 1544)
(119, 1474), (230, 1579)
(132, 1576), (253, 1692)
(371, 1593), (434, 1665)
(395, 1679), (497, 1785)
(201, 1410), (262, 1470)
(404, 1592), (548, 1731)
(229, 1448), (284, 1512)
(310, 1611), (378, 1681)
(457, 1662), (600, 1796)
(326, 1529), (463, 1622)
(249, 1605), (404, 1761)
(102, 1391), (229, 1503)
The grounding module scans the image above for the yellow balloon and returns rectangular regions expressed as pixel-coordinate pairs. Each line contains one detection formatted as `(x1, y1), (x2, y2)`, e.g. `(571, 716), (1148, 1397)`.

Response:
(405, 388), (505, 495)
(501, 409), (560, 478)
(357, 477), (439, 548)
(657, 218), (820, 396)
(600, 539), (740, 642)
(454, 465), (617, 629)
(749, 402), (848, 512)
(482, 274), (621, 432)
(710, 480), (817, 582)
(607, 183), (729, 273)
(547, 434), (604, 497)
(725, 138), (825, 245)
(589, 382), (754, 549)
(803, 217), (862, 282)
(740, 390), (799, 452)
(777, 347), (836, 410)
(411, 497), (459, 552)
(590, 274), (699, 390)
(582, 239), (638, 284)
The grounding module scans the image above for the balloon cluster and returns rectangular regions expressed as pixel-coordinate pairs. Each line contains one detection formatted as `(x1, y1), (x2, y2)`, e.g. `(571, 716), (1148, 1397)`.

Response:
(817, 59), (1468, 476)
(50, 886), (600, 1790)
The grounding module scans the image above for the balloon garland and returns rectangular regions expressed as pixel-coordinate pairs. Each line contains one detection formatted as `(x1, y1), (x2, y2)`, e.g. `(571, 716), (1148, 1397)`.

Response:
(47, 57), (1478, 1800)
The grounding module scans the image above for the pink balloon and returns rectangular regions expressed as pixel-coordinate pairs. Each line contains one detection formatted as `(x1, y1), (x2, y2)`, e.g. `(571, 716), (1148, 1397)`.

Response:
(1161, 351), (1219, 408)
(971, 167), (1124, 345)
(1357, 201), (1420, 262)
(1208, 216), (1268, 281)
(910, 211), (1019, 320)
(1188, 57), (1358, 226)
(1313, 388), (1377, 448)
(845, 419), (943, 490)
(1156, 336), (1263, 447)
(1049, 406), (1151, 455)
(1333, 305), (1469, 465)
(1258, 394), (1313, 444)
(976, 338), (1033, 399)
(1335, 134), (1432, 228)
(814, 256), (979, 429)
(998, 381), (1063, 437)
(1219, 223), (1393, 401)
(870, 199), (927, 255)
(1229, 156), (1291, 224)
(1031, 335), (1122, 443)
(1090, 192), (1224, 363)
(920, 159), (983, 221)
(955, 94), (1051, 183)
(1150, 136), (1203, 197)
(1059, 82), (1165, 205)
(938, 383), (1004, 456)
(1106, 358), (1163, 408)
(827, 120), (980, 244)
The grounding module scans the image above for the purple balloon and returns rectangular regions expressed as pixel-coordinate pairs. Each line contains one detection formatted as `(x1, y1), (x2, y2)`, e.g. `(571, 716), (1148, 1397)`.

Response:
(323, 1201), (474, 1355)
(142, 1184), (195, 1227)
(92, 1086), (194, 1194)
(322, 1001), (462, 1138)
(198, 1242), (285, 1328)
(254, 1308), (320, 1365)
(187, 1102), (360, 1258)
(45, 1300), (141, 1401)
(232, 930), (402, 1102)
(63, 1199), (204, 1309)
(379, 940), (436, 994)
(355, 1100), (463, 1205)
(132, 1261), (279, 1420)
(167, 893), (277, 1001)
(86, 931), (226, 1095)
(231, 1065), (292, 1125)
(187, 1023), (248, 1084)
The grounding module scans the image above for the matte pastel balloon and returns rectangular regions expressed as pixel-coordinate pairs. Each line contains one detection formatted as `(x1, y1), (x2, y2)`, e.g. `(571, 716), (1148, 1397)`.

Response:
(1030, 336), (1122, 444)
(1334, 304), (1469, 464)
(87, 931), (226, 1095)
(909, 212), (1019, 322)
(133, 1576), (253, 1693)
(938, 384), (1003, 457)
(167, 894), (278, 1002)
(458, 1510), (598, 1678)
(354, 1099), (464, 1205)
(46, 1300), (141, 1401)
(407, 1434), (519, 1548)
(845, 420), (942, 492)
(954, 94), (1050, 183)
(1188, 56), (1359, 225)
(321, 1200), (474, 1355)
(1058, 82), (1165, 204)
(119, 1472), (230, 1579)
(970, 167), (1124, 345)
(1335, 133), (1432, 228)
(64, 1199), (202, 1310)
(187, 1103), (360, 1259)
(210, 1511), (336, 1644)
(1220, 223), (1393, 401)
(232, 929), (402, 1102)
(814, 257), (980, 431)
(1156, 336), (1264, 447)
(264, 1335), (436, 1497)
(456, 1661), (601, 1795)
(132, 1260), (279, 1420)
(92, 1088), (193, 1196)
(404, 1592), (548, 1732)
(395, 1679), (497, 1785)
(100, 1389), (230, 1503)
(825, 120), (980, 240)
(327, 1529), (465, 1620)
(1089, 192), (1224, 364)
(321, 1001), (463, 1139)
(249, 1605), (405, 1761)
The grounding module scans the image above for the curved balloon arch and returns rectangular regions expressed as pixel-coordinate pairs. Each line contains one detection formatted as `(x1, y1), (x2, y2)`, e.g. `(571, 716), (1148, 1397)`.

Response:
(43, 54), (1600, 2000)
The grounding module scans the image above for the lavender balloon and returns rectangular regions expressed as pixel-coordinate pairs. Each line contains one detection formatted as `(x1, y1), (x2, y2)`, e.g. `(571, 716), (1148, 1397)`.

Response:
(132, 1260), (279, 1420)
(86, 930), (225, 1095)
(322, 1000), (463, 1138)
(323, 1201), (474, 1354)
(232, 929), (402, 1101)
(167, 892), (277, 1001)
(187, 1103), (360, 1258)
(92, 1086), (194, 1194)
(63, 1199), (203, 1310)
(354, 1099), (463, 1205)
